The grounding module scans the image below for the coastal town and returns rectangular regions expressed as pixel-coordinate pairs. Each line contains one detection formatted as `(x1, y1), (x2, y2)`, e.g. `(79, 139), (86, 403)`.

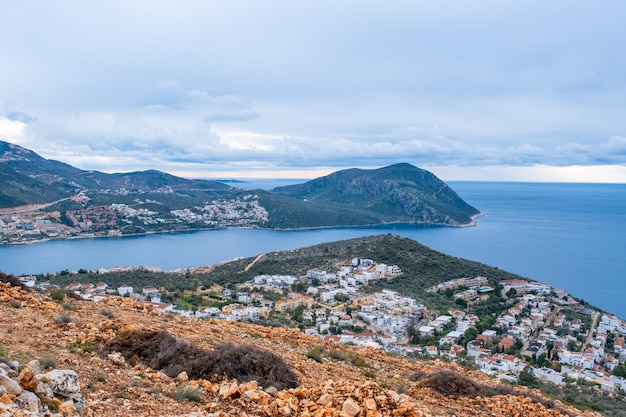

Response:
(19, 255), (626, 393)
(0, 194), (269, 244)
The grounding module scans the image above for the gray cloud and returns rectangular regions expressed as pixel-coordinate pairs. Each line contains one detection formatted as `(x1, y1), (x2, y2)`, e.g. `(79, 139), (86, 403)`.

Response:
(0, 1), (625, 181)
(5, 111), (36, 124)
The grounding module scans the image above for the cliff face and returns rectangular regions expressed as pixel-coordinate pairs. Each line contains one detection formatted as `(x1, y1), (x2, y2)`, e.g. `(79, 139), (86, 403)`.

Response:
(0, 282), (597, 417)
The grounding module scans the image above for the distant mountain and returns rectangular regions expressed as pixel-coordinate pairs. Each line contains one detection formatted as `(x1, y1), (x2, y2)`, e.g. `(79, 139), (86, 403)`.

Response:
(272, 163), (480, 226)
(0, 141), (480, 241)
(0, 141), (232, 198)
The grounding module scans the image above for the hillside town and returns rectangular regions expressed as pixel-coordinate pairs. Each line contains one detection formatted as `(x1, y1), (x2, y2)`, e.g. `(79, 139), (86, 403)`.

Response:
(20, 255), (626, 393)
(0, 194), (269, 244)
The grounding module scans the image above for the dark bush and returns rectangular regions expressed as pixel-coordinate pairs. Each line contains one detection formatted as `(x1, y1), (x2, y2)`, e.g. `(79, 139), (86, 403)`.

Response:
(416, 369), (575, 417)
(423, 369), (484, 398)
(53, 313), (72, 324)
(408, 369), (429, 382)
(65, 291), (84, 301)
(101, 330), (299, 390)
(0, 273), (26, 289)
(100, 309), (115, 318)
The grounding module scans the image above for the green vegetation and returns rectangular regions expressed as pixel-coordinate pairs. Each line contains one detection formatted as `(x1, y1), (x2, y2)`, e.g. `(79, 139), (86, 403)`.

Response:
(43, 234), (532, 318)
(172, 384), (203, 402)
(533, 378), (626, 417)
(66, 342), (95, 354)
(61, 302), (77, 311)
(53, 313), (72, 324)
(306, 347), (323, 363)
(39, 355), (58, 370)
(48, 289), (66, 302)
(272, 163), (480, 226)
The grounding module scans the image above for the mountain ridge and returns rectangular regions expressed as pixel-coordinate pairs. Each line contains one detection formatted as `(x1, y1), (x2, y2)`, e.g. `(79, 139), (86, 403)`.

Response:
(0, 140), (480, 244)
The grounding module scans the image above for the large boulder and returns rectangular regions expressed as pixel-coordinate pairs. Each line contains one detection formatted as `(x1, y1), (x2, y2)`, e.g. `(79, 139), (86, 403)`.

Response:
(40, 369), (81, 400)
(18, 360), (53, 400)
(17, 390), (40, 414)
(0, 368), (22, 396)
(17, 360), (40, 392)
(0, 360), (19, 378)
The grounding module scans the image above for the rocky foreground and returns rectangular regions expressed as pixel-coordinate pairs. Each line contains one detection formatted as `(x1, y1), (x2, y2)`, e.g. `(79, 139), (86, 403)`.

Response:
(0, 282), (599, 417)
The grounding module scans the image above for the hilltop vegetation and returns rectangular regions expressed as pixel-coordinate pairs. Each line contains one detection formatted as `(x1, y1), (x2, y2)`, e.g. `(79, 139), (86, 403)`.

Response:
(46, 234), (525, 314)
(272, 163), (480, 226)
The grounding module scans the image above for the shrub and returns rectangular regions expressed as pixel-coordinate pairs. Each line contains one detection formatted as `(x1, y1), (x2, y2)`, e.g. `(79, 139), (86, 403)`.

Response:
(61, 303), (77, 311)
(364, 369), (376, 378)
(49, 289), (65, 302)
(408, 370), (429, 381)
(172, 384), (202, 402)
(414, 369), (575, 417)
(101, 330), (300, 390)
(422, 369), (484, 398)
(8, 300), (21, 309)
(39, 356), (58, 370)
(67, 342), (94, 354)
(329, 350), (347, 361)
(54, 313), (72, 324)
(347, 353), (368, 368)
(306, 347), (323, 363)
(0, 273), (26, 289)
(100, 309), (115, 319)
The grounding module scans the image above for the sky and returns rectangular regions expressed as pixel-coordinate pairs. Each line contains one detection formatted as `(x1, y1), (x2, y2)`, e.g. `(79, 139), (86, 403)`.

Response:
(1, 1), (626, 182)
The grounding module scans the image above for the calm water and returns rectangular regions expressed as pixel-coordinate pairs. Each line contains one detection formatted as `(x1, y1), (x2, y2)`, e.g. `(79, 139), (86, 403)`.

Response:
(1, 181), (625, 318)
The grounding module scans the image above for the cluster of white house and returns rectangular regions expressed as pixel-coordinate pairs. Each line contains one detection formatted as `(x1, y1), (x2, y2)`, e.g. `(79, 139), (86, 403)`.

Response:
(31, 258), (626, 393)
(0, 214), (74, 240)
(96, 265), (163, 274)
(433, 276), (490, 292)
(170, 195), (268, 226)
(111, 204), (165, 226)
(432, 276), (495, 303)
(356, 289), (422, 337)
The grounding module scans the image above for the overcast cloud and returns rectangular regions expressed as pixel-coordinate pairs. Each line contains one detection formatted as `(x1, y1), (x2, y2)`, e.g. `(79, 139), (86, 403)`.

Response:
(1, 1), (626, 181)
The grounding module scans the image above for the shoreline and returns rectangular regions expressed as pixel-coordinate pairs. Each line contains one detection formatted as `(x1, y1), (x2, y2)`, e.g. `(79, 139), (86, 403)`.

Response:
(0, 215), (484, 246)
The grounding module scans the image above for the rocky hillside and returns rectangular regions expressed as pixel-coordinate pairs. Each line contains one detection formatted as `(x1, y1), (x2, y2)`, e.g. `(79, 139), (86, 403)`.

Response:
(272, 163), (480, 226)
(0, 281), (599, 417)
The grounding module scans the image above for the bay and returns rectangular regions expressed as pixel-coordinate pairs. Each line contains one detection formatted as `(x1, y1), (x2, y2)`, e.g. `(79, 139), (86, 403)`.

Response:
(1, 181), (625, 318)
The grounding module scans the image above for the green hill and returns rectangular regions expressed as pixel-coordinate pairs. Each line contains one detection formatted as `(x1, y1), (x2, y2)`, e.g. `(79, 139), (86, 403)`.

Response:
(272, 163), (480, 226)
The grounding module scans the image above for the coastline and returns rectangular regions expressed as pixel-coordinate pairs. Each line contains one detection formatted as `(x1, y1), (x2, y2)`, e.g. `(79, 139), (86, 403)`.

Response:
(461, 212), (485, 228)
(0, 215), (483, 246)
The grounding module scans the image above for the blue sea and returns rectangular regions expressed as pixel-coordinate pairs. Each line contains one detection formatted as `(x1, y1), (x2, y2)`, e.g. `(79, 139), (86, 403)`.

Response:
(1, 181), (625, 318)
